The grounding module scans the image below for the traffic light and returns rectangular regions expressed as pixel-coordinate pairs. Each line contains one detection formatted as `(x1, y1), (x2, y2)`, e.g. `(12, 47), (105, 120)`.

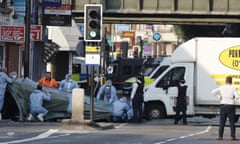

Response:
(133, 47), (139, 58)
(84, 4), (102, 42)
(43, 41), (60, 63)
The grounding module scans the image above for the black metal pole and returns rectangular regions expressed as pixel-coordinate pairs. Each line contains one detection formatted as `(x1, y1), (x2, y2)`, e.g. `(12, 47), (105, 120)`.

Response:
(140, 39), (143, 58)
(90, 65), (94, 122)
(102, 28), (106, 75)
(24, 0), (31, 78)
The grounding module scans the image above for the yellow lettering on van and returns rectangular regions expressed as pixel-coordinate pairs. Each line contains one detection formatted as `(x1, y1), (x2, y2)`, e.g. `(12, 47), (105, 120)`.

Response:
(220, 45), (240, 70)
(211, 74), (240, 92)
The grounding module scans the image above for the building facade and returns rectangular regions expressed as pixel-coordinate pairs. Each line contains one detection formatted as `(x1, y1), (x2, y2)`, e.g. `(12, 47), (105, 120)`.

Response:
(105, 24), (179, 59)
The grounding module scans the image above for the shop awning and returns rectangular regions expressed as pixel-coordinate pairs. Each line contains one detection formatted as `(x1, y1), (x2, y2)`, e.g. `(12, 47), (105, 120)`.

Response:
(47, 19), (82, 51)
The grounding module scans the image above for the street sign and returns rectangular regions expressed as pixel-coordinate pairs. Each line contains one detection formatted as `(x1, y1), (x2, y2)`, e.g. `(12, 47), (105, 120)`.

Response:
(85, 45), (100, 65)
(86, 46), (100, 53)
(153, 32), (161, 41)
(85, 53), (100, 65)
(43, 5), (72, 26)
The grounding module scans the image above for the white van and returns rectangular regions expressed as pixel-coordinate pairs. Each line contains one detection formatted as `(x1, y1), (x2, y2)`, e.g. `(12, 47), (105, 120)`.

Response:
(144, 37), (240, 120)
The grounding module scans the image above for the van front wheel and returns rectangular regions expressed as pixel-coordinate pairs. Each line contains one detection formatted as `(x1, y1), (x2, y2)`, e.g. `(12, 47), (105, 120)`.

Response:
(145, 104), (165, 120)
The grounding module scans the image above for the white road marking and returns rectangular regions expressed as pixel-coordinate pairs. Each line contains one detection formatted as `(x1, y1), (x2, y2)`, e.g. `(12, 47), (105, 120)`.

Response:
(153, 126), (212, 144)
(0, 129), (58, 144)
(154, 142), (166, 144)
(7, 132), (15, 137)
(49, 133), (71, 138)
(114, 123), (128, 129)
(166, 138), (177, 142)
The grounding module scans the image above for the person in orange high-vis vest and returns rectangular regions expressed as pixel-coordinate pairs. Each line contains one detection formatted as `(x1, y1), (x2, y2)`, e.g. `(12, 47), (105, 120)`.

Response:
(38, 72), (58, 88)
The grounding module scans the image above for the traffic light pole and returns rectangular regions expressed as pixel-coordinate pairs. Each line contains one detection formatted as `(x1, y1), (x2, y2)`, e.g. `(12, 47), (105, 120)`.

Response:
(139, 38), (143, 58)
(24, 0), (31, 78)
(84, 4), (103, 123)
(90, 65), (95, 122)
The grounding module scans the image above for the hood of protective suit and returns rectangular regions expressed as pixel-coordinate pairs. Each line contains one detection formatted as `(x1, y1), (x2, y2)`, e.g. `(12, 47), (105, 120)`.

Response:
(65, 74), (72, 79)
(9, 71), (17, 78)
(105, 80), (112, 86)
(32, 89), (41, 94)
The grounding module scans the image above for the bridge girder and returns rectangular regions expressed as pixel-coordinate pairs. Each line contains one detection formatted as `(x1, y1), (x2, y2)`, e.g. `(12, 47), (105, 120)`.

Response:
(73, 12), (240, 25)
(72, 0), (240, 25)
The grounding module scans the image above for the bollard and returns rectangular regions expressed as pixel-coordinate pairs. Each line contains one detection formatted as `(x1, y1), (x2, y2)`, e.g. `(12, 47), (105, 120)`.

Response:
(61, 88), (113, 130)
(72, 88), (84, 122)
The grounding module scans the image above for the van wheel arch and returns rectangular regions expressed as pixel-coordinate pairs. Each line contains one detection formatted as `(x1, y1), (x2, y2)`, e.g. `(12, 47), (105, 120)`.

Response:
(144, 101), (166, 120)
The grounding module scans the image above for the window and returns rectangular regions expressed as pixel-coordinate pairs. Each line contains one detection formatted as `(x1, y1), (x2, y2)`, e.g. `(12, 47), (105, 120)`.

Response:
(72, 64), (80, 73)
(151, 65), (169, 79)
(156, 67), (185, 88)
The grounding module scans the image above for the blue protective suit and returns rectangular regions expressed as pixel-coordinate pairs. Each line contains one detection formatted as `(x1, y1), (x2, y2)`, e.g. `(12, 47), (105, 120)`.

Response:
(59, 74), (79, 113)
(112, 97), (132, 122)
(0, 72), (13, 112)
(29, 90), (51, 117)
(96, 80), (118, 105)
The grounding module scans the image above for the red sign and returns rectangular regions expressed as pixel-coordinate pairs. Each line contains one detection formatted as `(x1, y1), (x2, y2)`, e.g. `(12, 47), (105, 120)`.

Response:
(0, 25), (42, 42)
(44, 5), (72, 15)
(0, 26), (25, 42)
(30, 25), (42, 41)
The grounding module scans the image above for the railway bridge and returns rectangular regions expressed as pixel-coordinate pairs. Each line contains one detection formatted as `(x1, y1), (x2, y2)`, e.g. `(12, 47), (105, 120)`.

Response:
(71, 0), (240, 24)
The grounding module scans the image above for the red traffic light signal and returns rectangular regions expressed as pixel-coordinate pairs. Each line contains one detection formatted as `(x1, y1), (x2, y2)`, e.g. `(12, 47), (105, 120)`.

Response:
(84, 4), (102, 42)
(134, 47), (139, 52)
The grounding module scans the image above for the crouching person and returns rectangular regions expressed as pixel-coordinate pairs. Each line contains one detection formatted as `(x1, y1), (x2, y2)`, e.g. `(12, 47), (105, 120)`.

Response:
(27, 84), (51, 122)
(112, 97), (131, 123)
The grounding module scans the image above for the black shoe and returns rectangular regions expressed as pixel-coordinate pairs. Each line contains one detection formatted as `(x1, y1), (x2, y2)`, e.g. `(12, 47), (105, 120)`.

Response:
(217, 137), (223, 140)
(231, 137), (238, 141)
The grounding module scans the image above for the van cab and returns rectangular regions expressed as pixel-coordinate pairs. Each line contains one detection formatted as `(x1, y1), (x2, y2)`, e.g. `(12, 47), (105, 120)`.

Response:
(122, 56), (171, 96)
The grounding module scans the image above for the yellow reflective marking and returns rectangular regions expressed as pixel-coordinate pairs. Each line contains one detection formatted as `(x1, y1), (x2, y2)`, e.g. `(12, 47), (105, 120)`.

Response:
(86, 46), (100, 53)
(211, 74), (226, 79)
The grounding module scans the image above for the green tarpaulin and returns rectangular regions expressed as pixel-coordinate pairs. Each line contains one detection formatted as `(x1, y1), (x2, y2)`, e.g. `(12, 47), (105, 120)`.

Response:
(7, 78), (112, 121)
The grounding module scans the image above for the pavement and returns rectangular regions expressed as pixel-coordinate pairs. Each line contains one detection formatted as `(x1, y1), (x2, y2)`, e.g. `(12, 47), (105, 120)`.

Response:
(1, 116), (240, 132)
(61, 119), (114, 130)
(0, 119), (115, 132)
(144, 116), (240, 127)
